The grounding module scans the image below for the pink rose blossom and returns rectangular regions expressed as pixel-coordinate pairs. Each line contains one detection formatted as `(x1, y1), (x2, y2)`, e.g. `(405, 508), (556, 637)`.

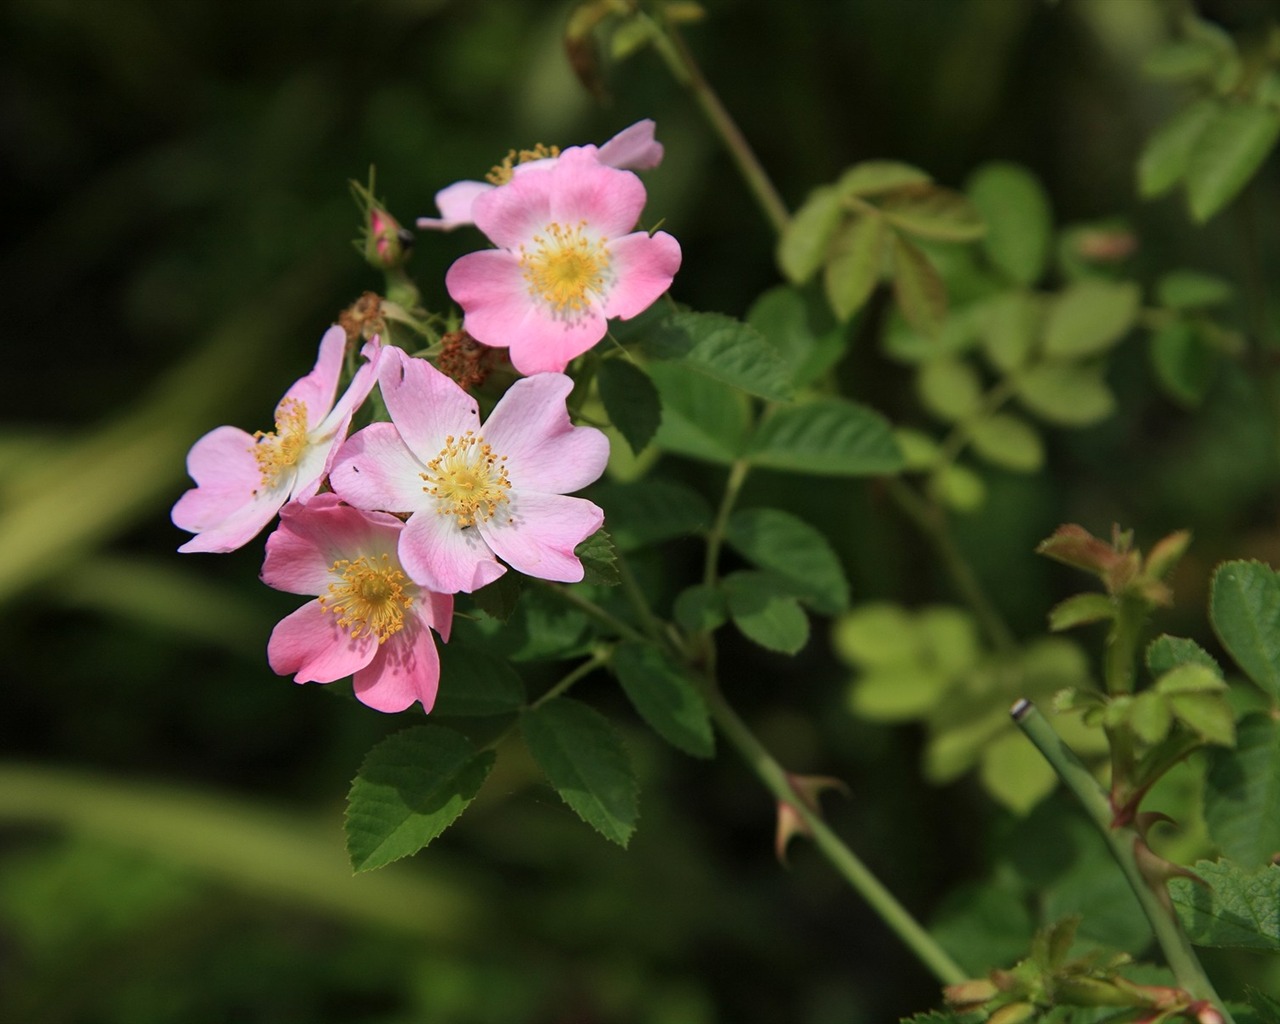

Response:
(172, 327), (381, 553)
(262, 493), (454, 714)
(329, 346), (609, 594)
(444, 147), (681, 374)
(416, 119), (665, 232)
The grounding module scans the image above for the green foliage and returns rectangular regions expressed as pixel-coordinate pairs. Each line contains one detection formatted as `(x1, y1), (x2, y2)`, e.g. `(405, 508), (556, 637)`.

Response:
(1211, 560), (1280, 700)
(1170, 859), (1280, 951)
(643, 310), (795, 402)
(432, 645), (527, 717)
(967, 162), (1052, 286)
(648, 361), (751, 463)
(725, 507), (850, 615)
(745, 285), (846, 388)
(345, 726), (496, 872)
(746, 398), (903, 475)
(598, 358), (662, 455)
(576, 528), (622, 586)
(593, 478), (712, 552)
(722, 570), (810, 654)
(613, 642), (714, 757)
(520, 698), (639, 847)
(1205, 713), (1280, 869)
(1041, 280), (1139, 359)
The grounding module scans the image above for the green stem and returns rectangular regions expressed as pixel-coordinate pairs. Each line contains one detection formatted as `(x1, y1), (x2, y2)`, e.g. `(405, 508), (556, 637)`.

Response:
(1012, 701), (1234, 1020)
(531, 649), (612, 710)
(936, 376), (1020, 471)
(697, 674), (967, 985)
(703, 458), (751, 591)
(648, 18), (790, 235)
(545, 582), (647, 644)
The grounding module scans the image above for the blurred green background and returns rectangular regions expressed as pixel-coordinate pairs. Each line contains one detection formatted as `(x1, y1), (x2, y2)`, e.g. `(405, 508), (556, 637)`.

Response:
(3, 0), (1279, 1021)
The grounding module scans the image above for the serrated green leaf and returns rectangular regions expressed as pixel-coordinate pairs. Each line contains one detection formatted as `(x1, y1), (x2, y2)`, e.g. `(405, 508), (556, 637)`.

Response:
(613, 641), (714, 757)
(647, 360), (750, 464)
(824, 213), (886, 321)
(967, 162), (1052, 285)
(1049, 593), (1115, 631)
(520, 698), (638, 846)
(746, 284), (847, 388)
(575, 528), (620, 586)
(930, 463), (986, 512)
(1015, 362), (1116, 426)
(1151, 320), (1217, 408)
(723, 570), (809, 654)
(1211, 559), (1280, 699)
(673, 582), (728, 632)
(880, 186), (986, 243)
(979, 290), (1041, 372)
(1206, 713), (1280, 868)
(1129, 691), (1175, 745)
(968, 412), (1044, 472)
(469, 572), (523, 622)
(1187, 103), (1280, 223)
(1157, 269), (1233, 310)
(643, 310), (794, 402)
(836, 160), (931, 197)
(1138, 98), (1218, 198)
(598, 358), (661, 455)
(1171, 858), (1280, 950)
(891, 232), (947, 337)
(432, 645), (526, 717)
(345, 726), (495, 871)
(916, 357), (983, 423)
(592, 478), (711, 552)
(1042, 279), (1140, 358)
(1146, 634), (1222, 678)
(777, 185), (844, 283)
(725, 507), (850, 614)
(746, 398), (903, 476)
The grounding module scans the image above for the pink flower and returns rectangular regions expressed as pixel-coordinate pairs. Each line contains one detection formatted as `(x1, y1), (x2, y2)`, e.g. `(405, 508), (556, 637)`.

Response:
(329, 346), (609, 594)
(444, 147), (681, 374)
(416, 119), (665, 232)
(262, 494), (453, 713)
(172, 327), (381, 553)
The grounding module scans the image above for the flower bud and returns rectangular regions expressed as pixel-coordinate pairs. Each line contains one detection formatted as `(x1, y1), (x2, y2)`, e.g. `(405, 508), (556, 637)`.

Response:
(351, 173), (414, 271)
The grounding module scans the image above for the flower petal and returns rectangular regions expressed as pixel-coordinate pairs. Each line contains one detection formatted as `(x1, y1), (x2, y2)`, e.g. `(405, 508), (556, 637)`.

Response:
(378, 345), (478, 456)
(352, 615), (442, 713)
(262, 494), (403, 596)
(281, 326), (348, 432)
(268, 599), (378, 684)
(482, 374), (610, 493)
(601, 230), (682, 321)
(416, 179), (494, 231)
(477, 491), (604, 583)
(546, 148), (649, 237)
(330, 421), (433, 515)
(597, 119), (664, 171)
(173, 425), (289, 552)
(399, 510), (506, 594)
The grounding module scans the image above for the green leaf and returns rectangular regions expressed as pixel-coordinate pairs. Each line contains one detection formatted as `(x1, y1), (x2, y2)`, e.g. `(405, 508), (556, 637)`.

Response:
(836, 160), (931, 197)
(722, 570), (810, 654)
(575, 528), (620, 586)
(777, 184), (843, 283)
(1211, 559), (1280, 699)
(432, 645), (526, 717)
(849, 666), (949, 721)
(916, 357), (983, 423)
(891, 232), (947, 337)
(1015, 363), (1116, 426)
(823, 213), (886, 321)
(1157, 269), (1233, 310)
(746, 285), (847, 388)
(967, 162), (1052, 286)
(832, 601), (918, 668)
(643, 310), (794, 402)
(345, 726), (495, 871)
(1186, 103), (1280, 222)
(1129, 691), (1175, 745)
(1049, 593), (1115, 631)
(1171, 858), (1280, 951)
(469, 572), (523, 622)
(647, 360), (750, 464)
(894, 427), (941, 470)
(598, 358), (661, 455)
(1155, 665), (1235, 746)
(1042, 279), (1141, 358)
(520, 698), (638, 846)
(1142, 39), (1220, 82)
(592, 478), (712, 552)
(613, 641), (714, 757)
(725, 507), (850, 614)
(747, 398), (902, 476)
(978, 290), (1041, 372)
(1137, 98), (1217, 199)
(880, 186), (986, 243)
(1146, 634), (1222, 678)
(1206, 713), (1280, 868)
(673, 582), (728, 632)
(968, 412), (1044, 472)
(930, 463), (986, 512)
(979, 729), (1058, 814)
(1151, 320), (1217, 408)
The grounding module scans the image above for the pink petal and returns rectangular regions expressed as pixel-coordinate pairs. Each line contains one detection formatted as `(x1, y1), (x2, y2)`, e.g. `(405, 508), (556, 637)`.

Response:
(399, 510), (506, 595)
(504, 314), (608, 375)
(477, 491), (604, 583)
(601, 230), (682, 321)
(280, 326), (348, 431)
(268, 599), (378, 684)
(546, 149), (648, 238)
(481, 375), (611, 493)
(173, 425), (288, 553)
(597, 119), (664, 171)
(352, 615), (442, 713)
(378, 346), (478, 456)
(329, 422), (433, 516)
(416, 179), (494, 231)
(262, 495), (403, 596)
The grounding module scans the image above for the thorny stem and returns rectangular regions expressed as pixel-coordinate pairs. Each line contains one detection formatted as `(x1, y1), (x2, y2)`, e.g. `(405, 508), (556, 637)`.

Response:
(1012, 701), (1234, 1021)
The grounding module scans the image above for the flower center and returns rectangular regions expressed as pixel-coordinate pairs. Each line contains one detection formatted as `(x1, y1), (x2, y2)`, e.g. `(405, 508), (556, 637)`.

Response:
(519, 221), (611, 319)
(320, 554), (412, 643)
(252, 397), (309, 488)
(421, 431), (511, 528)
(486, 143), (560, 185)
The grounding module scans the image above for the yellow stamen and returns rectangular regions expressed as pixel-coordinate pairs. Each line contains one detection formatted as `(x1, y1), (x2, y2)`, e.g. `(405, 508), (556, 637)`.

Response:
(252, 397), (309, 488)
(319, 554), (412, 643)
(485, 143), (560, 185)
(421, 431), (511, 527)
(519, 220), (611, 319)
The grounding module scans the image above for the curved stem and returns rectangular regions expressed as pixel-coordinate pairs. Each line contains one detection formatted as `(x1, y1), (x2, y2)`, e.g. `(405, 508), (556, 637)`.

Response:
(703, 458), (751, 591)
(545, 582), (647, 644)
(531, 649), (612, 710)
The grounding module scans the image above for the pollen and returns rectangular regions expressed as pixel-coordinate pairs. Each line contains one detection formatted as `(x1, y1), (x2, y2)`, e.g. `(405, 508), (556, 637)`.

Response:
(519, 220), (611, 319)
(319, 554), (412, 643)
(252, 397), (309, 488)
(485, 143), (560, 185)
(421, 431), (511, 527)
